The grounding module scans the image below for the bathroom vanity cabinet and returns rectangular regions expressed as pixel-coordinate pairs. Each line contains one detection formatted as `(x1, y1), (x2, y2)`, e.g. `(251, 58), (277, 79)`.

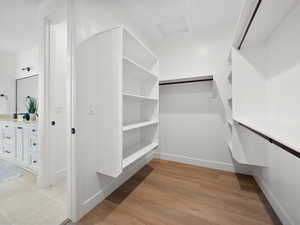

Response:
(0, 121), (39, 174)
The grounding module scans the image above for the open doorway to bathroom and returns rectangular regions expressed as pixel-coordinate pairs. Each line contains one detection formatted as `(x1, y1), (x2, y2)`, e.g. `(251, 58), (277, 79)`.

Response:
(0, 0), (70, 224)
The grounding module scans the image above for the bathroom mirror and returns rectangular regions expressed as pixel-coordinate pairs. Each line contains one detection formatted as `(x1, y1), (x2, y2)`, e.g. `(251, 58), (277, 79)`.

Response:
(16, 74), (39, 114)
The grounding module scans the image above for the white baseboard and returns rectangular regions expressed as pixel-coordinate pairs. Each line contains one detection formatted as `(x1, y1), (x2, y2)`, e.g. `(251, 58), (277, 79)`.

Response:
(155, 152), (236, 173)
(79, 153), (154, 220)
(254, 175), (294, 225)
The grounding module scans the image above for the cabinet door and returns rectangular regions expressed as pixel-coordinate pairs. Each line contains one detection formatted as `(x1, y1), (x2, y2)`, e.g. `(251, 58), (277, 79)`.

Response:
(16, 126), (24, 162)
(28, 152), (39, 172)
(29, 136), (39, 153)
(2, 125), (15, 158)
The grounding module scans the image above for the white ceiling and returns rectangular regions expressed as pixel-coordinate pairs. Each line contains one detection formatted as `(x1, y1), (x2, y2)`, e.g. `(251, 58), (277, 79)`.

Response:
(0, 0), (41, 53)
(0, 0), (243, 52)
(116, 0), (244, 45)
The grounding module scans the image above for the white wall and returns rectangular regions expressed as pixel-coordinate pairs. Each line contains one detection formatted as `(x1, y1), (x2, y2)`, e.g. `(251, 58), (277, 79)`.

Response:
(155, 24), (236, 171)
(266, 3), (300, 122)
(16, 47), (40, 79)
(0, 51), (16, 114)
(154, 24), (234, 80)
(159, 81), (234, 171)
(252, 4), (300, 225)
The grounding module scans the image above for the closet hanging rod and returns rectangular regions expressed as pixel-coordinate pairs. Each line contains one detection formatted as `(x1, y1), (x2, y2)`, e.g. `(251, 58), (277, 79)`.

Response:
(159, 75), (213, 86)
(238, 122), (300, 159)
(159, 78), (213, 86)
(238, 0), (262, 49)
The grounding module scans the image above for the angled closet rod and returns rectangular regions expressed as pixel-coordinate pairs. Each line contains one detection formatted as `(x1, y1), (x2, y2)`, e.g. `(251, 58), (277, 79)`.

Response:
(238, 0), (262, 49)
(238, 122), (300, 159)
(159, 76), (213, 86)
(236, 0), (300, 158)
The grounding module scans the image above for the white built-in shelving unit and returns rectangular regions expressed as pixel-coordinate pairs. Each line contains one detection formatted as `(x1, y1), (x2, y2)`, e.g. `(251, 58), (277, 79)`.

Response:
(81, 26), (159, 177)
(225, 50), (267, 167)
(230, 0), (300, 161)
(122, 27), (159, 173)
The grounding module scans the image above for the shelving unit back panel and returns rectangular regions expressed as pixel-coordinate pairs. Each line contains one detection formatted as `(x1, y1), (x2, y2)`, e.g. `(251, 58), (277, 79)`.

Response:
(123, 98), (158, 125)
(123, 73), (157, 98)
(123, 126), (158, 159)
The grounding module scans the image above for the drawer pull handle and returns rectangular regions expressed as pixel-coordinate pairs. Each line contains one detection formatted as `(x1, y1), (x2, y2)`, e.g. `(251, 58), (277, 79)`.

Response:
(33, 143), (37, 146)
(5, 125), (8, 128)
(32, 129), (36, 132)
(17, 127), (23, 129)
(5, 137), (11, 139)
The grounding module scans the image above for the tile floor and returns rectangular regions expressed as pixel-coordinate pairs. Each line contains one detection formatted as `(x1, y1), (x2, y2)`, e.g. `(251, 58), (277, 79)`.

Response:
(0, 160), (67, 225)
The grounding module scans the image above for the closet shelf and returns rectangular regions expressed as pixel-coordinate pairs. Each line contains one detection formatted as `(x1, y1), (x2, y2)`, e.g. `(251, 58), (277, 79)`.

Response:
(123, 93), (158, 101)
(227, 142), (247, 165)
(123, 57), (158, 80)
(123, 142), (158, 168)
(123, 121), (158, 132)
(227, 119), (233, 126)
(234, 117), (300, 157)
(227, 141), (265, 166)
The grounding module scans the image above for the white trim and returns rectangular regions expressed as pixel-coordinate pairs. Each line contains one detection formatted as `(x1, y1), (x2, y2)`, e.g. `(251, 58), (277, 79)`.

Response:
(56, 168), (67, 182)
(155, 152), (235, 173)
(40, 0), (74, 222)
(254, 175), (294, 225)
(38, 18), (51, 188)
(79, 154), (154, 219)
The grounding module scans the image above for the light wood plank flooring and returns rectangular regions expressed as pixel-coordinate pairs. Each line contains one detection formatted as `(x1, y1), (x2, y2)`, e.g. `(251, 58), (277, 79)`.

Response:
(75, 159), (282, 225)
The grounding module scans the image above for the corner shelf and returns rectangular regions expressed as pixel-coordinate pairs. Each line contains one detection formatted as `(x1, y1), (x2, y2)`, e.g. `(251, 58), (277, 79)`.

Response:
(123, 121), (158, 132)
(123, 93), (158, 101)
(123, 57), (158, 81)
(123, 142), (158, 168)
(234, 117), (300, 157)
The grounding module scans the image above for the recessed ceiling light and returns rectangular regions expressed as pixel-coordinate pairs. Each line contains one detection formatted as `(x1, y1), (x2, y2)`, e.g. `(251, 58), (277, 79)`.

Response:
(157, 17), (189, 37)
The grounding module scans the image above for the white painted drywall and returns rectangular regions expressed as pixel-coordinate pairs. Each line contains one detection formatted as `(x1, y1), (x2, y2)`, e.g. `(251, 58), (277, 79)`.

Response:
(252, 4), (300, 225)
(154, 24), (234, 80)
(266, 3), (300, 122)
(159, 81), (234, 171)
(155, 24), (236, 171)
(0, 51), (16, 114)
(16, 47), (40, 79)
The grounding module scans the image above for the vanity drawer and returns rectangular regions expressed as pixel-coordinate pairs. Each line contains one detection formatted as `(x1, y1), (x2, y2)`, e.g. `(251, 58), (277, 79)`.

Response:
(2, 144), (15, 158)
(30, 127), (38, 136)
(29, 137), (39, 151)
(3, 126), (15, 137)
(28, 152), (39, 170)
(3, 135), (14, 145)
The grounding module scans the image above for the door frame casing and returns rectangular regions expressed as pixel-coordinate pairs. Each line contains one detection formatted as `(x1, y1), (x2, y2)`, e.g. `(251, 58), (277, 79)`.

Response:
(39, 0), (76, 221)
